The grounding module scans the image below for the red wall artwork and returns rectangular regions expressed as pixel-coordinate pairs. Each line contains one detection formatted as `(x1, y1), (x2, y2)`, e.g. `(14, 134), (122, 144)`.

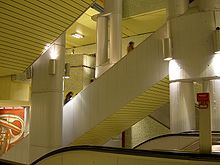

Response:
(0, 107), (25, 154)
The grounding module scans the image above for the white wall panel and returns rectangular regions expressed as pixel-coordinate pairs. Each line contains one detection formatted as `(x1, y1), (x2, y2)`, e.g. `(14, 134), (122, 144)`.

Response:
(97, 73), (109, 120)
(116, 58), (129, 106)
(62, 102), (74, 146)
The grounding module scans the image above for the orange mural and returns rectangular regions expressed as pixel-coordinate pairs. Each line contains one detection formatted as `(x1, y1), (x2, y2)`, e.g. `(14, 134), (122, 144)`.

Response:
(0, 107), (25, 155)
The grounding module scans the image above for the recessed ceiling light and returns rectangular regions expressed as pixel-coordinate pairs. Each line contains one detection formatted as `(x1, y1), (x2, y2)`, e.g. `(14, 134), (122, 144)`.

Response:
(71, 33), (84, 39)
(164, 57), (173, 61)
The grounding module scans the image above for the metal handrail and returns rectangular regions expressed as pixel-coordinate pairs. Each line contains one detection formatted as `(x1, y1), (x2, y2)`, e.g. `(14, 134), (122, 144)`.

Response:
(133, 131), (220, 149)
(30, 145), (220, 165)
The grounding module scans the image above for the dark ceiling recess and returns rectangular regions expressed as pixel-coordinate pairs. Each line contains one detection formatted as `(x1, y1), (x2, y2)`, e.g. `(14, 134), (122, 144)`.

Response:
(92, 2), (104, 13)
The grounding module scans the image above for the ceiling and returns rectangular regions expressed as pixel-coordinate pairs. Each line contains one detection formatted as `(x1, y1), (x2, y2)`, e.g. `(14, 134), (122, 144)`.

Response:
(0, 0), (167, 77)
(66, 7), (99, 48)
(66, 8), (166, 48)
(0, 0), (95, 77)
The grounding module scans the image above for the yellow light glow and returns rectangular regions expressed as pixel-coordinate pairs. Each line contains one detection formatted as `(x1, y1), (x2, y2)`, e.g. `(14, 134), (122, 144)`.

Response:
(42, 43), (51, 54)
(169, 60), (181, 81)
(212, 53), (220, 76)
(212, 145), (220, 152)
(164, 57), (173, 61)
(44, 43), (50, 50)
(71, 33), (84, 39)
(64, 76), (70, 79)
(215, 50), (220, 54)
(50, 45), (58, 59)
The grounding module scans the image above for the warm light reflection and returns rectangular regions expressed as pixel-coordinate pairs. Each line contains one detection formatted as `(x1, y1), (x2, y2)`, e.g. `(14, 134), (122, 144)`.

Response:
(169, 59), (181, 81)
(212, 145), (220, 152)
(215, 51), (220, 54)
(50, 44), (58, 59)
(64, 76), (70, 79)
(44, 43), (50, 50)
(164, 57), (173, 61)
(212, 53), (220, 77)
(42, 43), (51, 54)
(71, 33), (84, 39)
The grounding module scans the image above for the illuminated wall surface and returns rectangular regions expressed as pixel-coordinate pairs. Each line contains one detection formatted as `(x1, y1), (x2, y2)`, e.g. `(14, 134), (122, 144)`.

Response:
(0, 107), (25, 155)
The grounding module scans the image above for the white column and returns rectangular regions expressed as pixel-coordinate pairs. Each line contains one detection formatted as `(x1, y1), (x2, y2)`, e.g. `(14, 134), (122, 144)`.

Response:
(95, 15), (108, 78)
(170, 82), (196, 133)
(199, 0), (220, 132)
(168, 0), (189, 19)
(105, 0), (122, 64)
(210, 80), (220, 131)
(168, 0), (195, 134)
(198, 81), (212, 154)
(30, 33), (65, 161)
(198, 0), (220, 11)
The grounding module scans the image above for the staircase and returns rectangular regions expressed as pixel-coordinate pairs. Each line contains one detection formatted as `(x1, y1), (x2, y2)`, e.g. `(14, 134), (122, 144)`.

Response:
(63, 24), (170, 146)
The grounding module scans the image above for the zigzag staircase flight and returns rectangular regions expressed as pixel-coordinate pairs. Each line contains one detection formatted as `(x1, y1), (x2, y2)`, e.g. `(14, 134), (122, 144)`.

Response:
(63, 23), (170, 146)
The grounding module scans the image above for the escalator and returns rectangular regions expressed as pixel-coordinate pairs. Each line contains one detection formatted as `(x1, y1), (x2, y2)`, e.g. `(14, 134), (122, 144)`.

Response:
(2, 132), (220, 164)
(135, 131), (220, 153)
(32, 131), (220, 165)
(30, 145), (220, 165)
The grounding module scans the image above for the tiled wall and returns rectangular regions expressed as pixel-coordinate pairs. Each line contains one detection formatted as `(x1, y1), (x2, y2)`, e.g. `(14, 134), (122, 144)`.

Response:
(125, 116), (170, 148)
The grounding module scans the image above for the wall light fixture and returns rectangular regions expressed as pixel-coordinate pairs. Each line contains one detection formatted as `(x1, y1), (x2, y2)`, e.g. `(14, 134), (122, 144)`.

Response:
(49, 59), (56, 75)
(162, 37), (173, 61)
(213, 27), (220, 54)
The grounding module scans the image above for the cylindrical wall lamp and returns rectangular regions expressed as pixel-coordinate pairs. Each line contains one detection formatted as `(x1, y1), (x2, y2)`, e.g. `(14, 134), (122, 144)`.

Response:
(213, 27), (220, 54)
(162, 37), (173, 61)
(64, 63), (70, 79)
(48, 59), (56, 75)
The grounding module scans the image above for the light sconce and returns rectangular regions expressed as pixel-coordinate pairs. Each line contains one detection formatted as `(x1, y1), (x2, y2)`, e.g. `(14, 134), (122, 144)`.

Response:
(64, 63), (70, 79)
(48, 59), (56, 75)
(213, 27), (220, 54)
(162, 37), (173, 61)
(71, 33), (84, 39)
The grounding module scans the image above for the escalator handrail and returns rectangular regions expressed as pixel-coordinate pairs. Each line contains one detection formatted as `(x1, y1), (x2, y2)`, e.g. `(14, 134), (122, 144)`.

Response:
(31, 145), (220, 165)
(0, 159), (25, 165)
(134, 131), (220, 149)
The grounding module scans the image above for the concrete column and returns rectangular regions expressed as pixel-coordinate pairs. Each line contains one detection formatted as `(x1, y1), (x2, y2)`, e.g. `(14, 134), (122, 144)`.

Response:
(170, 82), (196, 133)
(168, 0), (189, 19)
(95, 15), (108, 78)
(198, 0), (220, 11)
(30, 33), (65, 161)
(105, 0), (122, 64)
